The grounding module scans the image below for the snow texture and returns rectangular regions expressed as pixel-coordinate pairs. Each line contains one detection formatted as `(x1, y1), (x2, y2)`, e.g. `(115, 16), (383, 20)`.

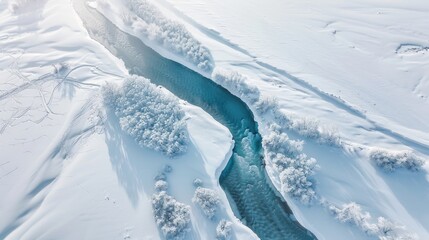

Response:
(102, 76), (187, 157)
(192, 187), (220, 219)
(125, 0), (213, 72)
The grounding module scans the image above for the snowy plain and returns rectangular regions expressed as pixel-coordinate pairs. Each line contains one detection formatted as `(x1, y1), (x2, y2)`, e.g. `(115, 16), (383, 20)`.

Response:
(1, 0), (429, 239)
(92, 0), (429, 239)
(0, 0), (257, 239)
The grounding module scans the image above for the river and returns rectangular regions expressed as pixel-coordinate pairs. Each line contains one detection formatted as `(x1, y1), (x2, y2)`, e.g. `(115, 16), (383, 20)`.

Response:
(74, 1), (316, 239)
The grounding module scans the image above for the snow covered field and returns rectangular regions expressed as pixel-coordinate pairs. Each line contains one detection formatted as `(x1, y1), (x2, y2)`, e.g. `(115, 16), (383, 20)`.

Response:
(0, 1), (256, 239)
(1, 0), (429, 239)
(146, 1), (429, 239)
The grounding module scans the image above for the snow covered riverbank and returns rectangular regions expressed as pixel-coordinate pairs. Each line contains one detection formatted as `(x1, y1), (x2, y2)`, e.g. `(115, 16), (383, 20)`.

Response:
(91, 0), (429, 239)
(0, 0), (257, 239)
(2, 0), (429, 239)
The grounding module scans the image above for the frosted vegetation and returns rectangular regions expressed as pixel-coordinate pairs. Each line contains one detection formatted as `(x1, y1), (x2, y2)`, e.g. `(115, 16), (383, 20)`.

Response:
(213, 69), (341, 146)
(152, 175), (192, 240)
(216, 220), (233, 240)
(329, 202), (414, 240)
(272, 109), (341, 146)
(192, 178), (203, 187)
(126, 0), (213, 72)
(212, 69), (320, 203)
(263, 124), (318, 203)
(192, 187), (220, 219)
(102, 76), (187, 157)
(370, 149), (424, 172)
(212, 69), (260, 104)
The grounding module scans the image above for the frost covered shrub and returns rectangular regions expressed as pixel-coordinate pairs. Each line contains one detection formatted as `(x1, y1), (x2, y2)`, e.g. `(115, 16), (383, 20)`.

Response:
(192, 187), (220, 219)
(263, 124), (317, 203)
(288, 117), (341, 146)
(126, 0), (213, 71)
(52, 62), (70, 77)
(193, 178), (203, 187)
(273, 111), (341, 146)
(369, 149), (424, 172)
(102, 76), (187, 157)
(152, 179), (191, 240)
(164, 165), (173, 173)
(255, 97), (279, 115)
(155, 180), (168, 192)
(330, 202), (376, 235)
(329, 202), (414, 240)
(212, 69), (260, 103)
(216, 220), (233, 240)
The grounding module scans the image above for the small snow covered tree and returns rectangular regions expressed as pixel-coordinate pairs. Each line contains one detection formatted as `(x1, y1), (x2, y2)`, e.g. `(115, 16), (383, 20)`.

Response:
(192, 187), (220, 219)
(126, 0), (213, 71)
(212, 69), (260, 104)
(263, 125), (317, 203)
(255, 97), (278, 115)
(102, 76), (187, 157)
(155, 180), (168, 192)
(329, 202), (376, 235)
(271, 110), (341, 146)
(329, 202), (414, 240)
(152, 178), (192, 240)
(216, 220), (233, 240)
(369, 149), (424, 172)
(193, 178), (203, 187)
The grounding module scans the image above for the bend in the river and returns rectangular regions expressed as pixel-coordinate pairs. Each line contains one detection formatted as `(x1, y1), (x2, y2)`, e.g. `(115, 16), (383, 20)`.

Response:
(74, 1), (316, 239)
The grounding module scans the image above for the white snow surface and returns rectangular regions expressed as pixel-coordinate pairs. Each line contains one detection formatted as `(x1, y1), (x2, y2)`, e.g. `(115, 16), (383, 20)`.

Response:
(91, 0), (429, 239)
(2, 0), (429, 240)
(0, 1), (256, 239)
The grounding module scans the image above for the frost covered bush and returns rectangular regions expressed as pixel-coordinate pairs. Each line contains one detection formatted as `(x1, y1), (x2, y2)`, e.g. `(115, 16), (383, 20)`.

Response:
(255, 97), (279, 115)
(192, 187), (220, 219)
(369, 149), (424, 172)
(155, 180), (168, 192)
(273, 111), (341, 146)
(212, 69), (260, 103)
(263, 124), (317, 203)
(126, 0), (213, 71)
(216, 220), (233, 240)
(288, 116), (341, 146)
(193, 178), (203, 187)
(102, 76), (187, 157)
(329, 202), (414, 240)
(152, 180), (191, 240)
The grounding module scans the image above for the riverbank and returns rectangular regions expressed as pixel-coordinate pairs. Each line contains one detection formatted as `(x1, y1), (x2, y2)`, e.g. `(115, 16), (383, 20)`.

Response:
(0, 0), (257, 239)
(92, 0), (429, 239)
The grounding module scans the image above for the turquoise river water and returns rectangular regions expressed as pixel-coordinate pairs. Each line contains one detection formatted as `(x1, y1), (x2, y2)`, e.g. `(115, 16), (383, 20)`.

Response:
(74, 1), (316, 239)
